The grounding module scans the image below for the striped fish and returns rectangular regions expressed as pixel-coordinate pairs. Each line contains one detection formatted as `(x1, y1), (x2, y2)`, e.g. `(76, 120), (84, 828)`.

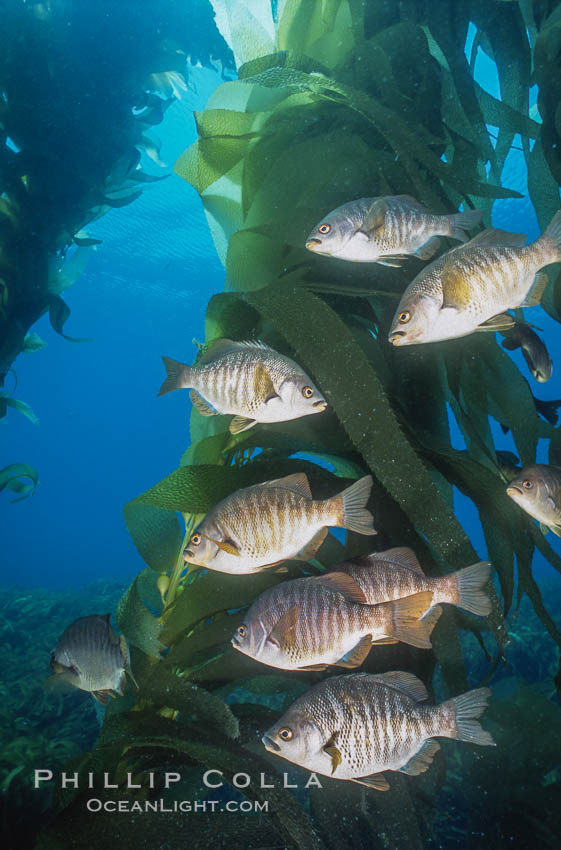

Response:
(336, 547), (491, 616)
(507, 464), (561, 537)
(389, 216), (561, 346)
(48, 614), (137, 705)
(158, 339), (326, 434)
(305, 195), (483, 265)
(263, 672), (494, 789)
(184, 473), (376, 575)
(232, 572), (436, 670)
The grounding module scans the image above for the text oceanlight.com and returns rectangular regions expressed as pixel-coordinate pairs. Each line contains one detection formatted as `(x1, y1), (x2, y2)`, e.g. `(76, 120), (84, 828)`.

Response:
(86, 799), (269, 814)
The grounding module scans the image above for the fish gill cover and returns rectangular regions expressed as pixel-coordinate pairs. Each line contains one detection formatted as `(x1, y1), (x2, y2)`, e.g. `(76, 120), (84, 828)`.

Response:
(2, 0), (561, 848)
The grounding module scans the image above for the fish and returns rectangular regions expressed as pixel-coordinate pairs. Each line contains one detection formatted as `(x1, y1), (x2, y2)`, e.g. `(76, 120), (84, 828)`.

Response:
(232, 573), (437, 670)
(305, 195), (483, 265)
(262, 671), (494, 789)
(501, 324), (553, 382)
(48, 614), (137, 704)
(506, 464), (561, 537)
(335, 547), (491, 616)
(158, 339), (327, 434)
(183, 472), (376, 575)
(388, 218), (561, 346)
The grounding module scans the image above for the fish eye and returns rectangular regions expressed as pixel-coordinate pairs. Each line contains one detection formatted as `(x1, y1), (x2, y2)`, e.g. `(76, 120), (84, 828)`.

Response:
(191, 533), (202, 546)
(302, 386), (314, 399)
(318, 223), (331, 235)
(279, 727), (293, 741)
(398, 311), (411, 324)
(237, 624), (248, 638)
(522, 480), (533, 490)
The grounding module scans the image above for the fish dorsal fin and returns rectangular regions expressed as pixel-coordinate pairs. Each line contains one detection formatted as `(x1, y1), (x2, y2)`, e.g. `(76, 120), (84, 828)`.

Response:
(267, 606), (299, 648)
(229, 416), (257, 434)
(351, 772), (390, 791)
(371, 671), (428, 702)
(319, 572), (368, 604)
(198, 338), (274, 365)
(399, 740), (440, 776)
(362, 198), (387, 232)
(260, 472), (312, 499)
(522, 272), (548, 307)
(189, 390), (218, 416)
(380, 546), (424, 574)
(441, 262), (473, 311)
(104, 614), (119, 645)
(333, 634), (372, 669)
(465, 228), (527, 248)
(392, 194), (429, 211)
(295, 527), (328, 561)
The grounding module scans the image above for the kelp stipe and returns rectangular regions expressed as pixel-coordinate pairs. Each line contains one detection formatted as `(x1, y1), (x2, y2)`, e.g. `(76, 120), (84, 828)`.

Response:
(37, 2), (561, 848)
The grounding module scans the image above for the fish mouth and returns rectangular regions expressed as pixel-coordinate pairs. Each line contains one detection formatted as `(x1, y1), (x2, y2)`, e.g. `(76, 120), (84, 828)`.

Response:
(388, 330), (407, 346)
(506, 485), (523, 497)
(305, 238), (322, 250)
(231, 634), (242, 650)
(262, 735), (280, 753)
(313, 400), (328, 410)
(183, 549), (193, 560)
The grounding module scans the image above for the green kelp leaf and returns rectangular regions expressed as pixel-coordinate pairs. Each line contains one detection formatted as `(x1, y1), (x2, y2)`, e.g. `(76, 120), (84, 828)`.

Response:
(0, 394), (39, 425)
(179, 432), (231, 467)
(175, 135), (250, 194)
(204, 291), (260, 342)
(242, 284), (476, 567)
(48, 295), (92, 343)
(22, 332), (47, 353)
(225, 229), (284, 290)
(161, 569), (282, 645)
(474, 82), (539, 139)
(209, 1), (276, 68)
(120, 725), (325, 850)
(0, 463), (39, 501)
(277, 0), (356, 68)
(123, 502), (182, 573)
(140, 668), (239, 739)
(130, 456), (339, 514)
(116, 572), (164, 659)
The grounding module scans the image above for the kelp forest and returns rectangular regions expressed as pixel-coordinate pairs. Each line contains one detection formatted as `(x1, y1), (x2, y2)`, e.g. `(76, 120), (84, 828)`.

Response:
(3, 1), (561, 848)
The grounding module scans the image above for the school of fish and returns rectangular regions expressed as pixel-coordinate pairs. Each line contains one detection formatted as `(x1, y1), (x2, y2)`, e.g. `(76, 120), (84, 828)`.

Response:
(50, 189), (561, 797)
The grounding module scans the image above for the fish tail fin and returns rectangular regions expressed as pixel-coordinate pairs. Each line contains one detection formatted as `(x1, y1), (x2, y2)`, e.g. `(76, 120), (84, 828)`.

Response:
(446, 561), (492, 615)
(158, 356), (193, 396)
(539, 210), (561, 263)
(535, 397), (561, 426)
(336, 475), (376, 535)
(444, 688), (495, 746)
(386, 591), (434, 648)
(449, 209), (485, 242)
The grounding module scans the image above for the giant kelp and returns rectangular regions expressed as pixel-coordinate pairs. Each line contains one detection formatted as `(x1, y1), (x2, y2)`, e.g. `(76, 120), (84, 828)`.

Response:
(37, 2), (561, 849)
(0, 0), (234, 494)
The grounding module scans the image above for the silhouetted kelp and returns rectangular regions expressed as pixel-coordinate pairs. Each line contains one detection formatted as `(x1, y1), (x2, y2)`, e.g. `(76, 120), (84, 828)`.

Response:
(0, 0), (234, 496)
(18, 1), (561, 848)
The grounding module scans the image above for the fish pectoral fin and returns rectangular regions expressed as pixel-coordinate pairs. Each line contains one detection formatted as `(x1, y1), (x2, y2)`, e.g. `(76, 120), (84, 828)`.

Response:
(333, 635), (372, 669)
(295, 527), (329, 561)
(92, 690), (110, 705)
(522, 272), (548, 307)
(362, 198), (387, 232)
(318, 571), (367, 604)
(229, 416), (257, 434)
(551, 524), (561, 538)
(441, 262), (473, 311)
(475, 313), (517, 333)
(540, 522), (550, 536)
(267, 606), (300, 648)
(323, 738), (342, 775)
(351, 772), (390, 791)
(399, 740), (440, 776)
(414, 237), (441, 260)
(260, 472), (312, 499)
(298, 664), (328, 671)
(190, 390), (218, 416)
(215, 537), (241, 556)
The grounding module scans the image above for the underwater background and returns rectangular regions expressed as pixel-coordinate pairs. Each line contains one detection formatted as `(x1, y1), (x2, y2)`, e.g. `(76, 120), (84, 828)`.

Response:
(2, 0), (561, 847)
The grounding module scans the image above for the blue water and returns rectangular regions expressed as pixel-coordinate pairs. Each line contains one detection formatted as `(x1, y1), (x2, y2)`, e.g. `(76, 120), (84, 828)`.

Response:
(2, 45), (561, 589)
